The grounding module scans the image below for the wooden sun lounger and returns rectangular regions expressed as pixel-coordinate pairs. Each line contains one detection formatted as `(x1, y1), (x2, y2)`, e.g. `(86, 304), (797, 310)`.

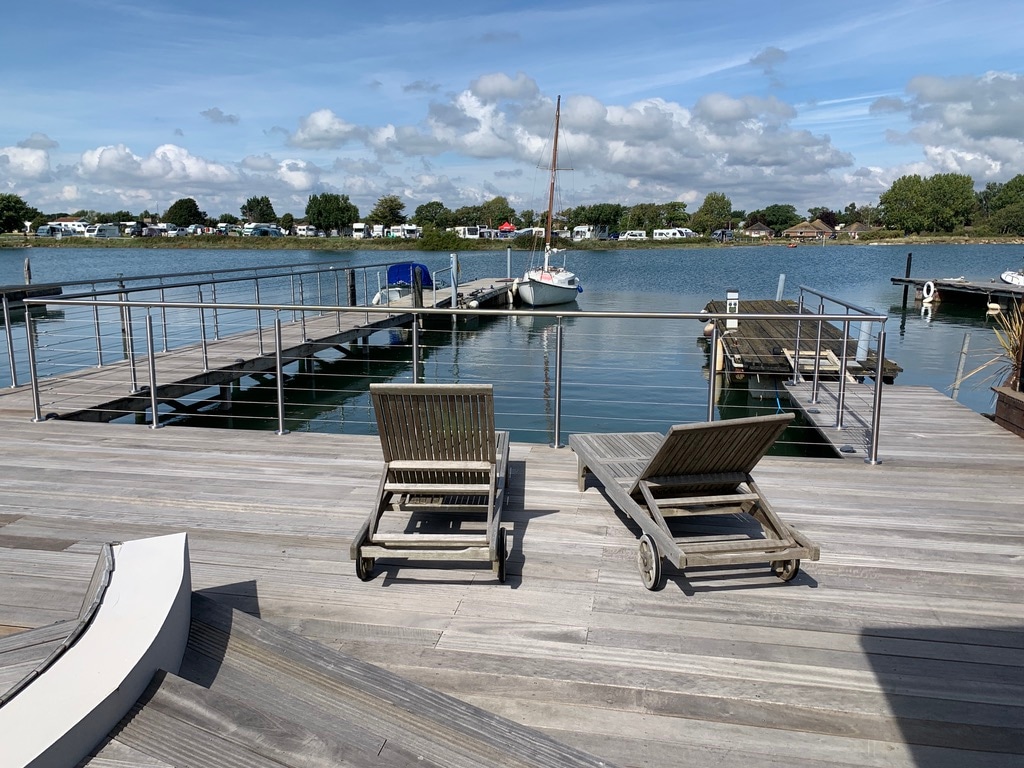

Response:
(569, 414), (819, 590)
(350, 383), (511, 582)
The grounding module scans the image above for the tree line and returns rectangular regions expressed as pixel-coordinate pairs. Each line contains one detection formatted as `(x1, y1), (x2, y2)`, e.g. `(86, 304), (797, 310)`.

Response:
(3, 172), (1023, 237)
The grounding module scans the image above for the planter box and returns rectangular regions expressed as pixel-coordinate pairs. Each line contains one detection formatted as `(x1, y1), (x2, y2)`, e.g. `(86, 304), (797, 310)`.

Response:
(993, 386), (1024, 438)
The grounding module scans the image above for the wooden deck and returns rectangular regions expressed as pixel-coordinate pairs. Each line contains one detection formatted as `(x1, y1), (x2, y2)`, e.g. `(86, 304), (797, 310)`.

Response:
(1, 385), (1022, 766)
(891, 276), (1024, 307)
(704, 299), (902, 381)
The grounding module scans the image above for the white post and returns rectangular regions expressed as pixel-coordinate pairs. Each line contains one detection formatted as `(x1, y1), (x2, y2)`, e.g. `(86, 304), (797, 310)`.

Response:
(726, 289), (739, 330)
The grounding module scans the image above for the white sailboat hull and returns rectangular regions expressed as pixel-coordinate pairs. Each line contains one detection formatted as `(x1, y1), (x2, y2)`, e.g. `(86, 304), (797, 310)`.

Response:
(517, 270), (580, 307)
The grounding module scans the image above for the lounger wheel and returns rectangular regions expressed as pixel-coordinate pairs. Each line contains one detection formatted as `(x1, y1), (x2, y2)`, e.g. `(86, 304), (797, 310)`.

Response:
(771, 559), (800, 582)
(496, 527), (508, 583)
(637, 534), (664, 591)
(355, 554), (376, 582)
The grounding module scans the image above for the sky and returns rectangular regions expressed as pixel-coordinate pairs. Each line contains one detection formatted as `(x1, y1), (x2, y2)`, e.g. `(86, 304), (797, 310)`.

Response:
(1, 0), (1022, 221)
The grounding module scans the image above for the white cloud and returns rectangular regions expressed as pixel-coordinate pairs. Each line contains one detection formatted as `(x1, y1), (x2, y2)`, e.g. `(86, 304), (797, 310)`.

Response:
(0, 146), (52, 180)
(289, 109), (363, 149)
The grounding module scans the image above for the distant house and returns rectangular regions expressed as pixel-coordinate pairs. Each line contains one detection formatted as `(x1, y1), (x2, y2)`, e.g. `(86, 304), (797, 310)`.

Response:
(841, 222), (876, 239)
(782, 219), (834, 240)
(743, 222), (774, 238)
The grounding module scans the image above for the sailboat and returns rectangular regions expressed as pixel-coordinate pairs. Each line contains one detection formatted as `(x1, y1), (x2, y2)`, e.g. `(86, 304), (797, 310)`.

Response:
(514, 96), (582, 307)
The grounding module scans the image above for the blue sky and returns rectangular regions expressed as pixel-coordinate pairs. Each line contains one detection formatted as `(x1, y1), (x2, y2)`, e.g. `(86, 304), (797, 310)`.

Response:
(1, 0), (1022, 220)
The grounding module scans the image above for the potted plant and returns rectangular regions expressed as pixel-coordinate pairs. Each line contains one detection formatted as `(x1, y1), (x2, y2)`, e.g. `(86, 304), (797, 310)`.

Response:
(957, 301), (1023, 435)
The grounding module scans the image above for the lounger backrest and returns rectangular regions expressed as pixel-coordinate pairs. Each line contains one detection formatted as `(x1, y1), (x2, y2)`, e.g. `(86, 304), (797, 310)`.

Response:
(630, 413), (793, 493)
(371, 383), (497, 465)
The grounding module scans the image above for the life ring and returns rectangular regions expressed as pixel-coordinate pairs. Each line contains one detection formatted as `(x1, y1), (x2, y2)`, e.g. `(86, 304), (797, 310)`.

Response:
(922, 280), (936, 302)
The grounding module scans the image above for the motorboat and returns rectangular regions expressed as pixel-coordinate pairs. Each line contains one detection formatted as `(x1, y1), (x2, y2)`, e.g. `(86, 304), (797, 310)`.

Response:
(371, 262), (433, 305)
(1000, 268), (1024, 287)
(514, 96), (582, 307)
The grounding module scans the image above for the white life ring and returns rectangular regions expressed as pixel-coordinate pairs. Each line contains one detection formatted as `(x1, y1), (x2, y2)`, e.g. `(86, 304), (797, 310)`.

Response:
(922, 280), (936, 302)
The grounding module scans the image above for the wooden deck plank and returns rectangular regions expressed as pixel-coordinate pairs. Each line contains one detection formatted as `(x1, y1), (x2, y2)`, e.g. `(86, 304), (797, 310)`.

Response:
(0, 388), (1021, 767)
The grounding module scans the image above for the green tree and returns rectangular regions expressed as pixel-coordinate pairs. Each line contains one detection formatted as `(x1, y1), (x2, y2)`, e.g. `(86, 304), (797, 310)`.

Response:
(879, 175), (927, 233)
(480, 196), (516, 229)
(366, 195), (407, 228)
(218, 213), (240, 225)
(0, 194), (40, 233)
(412, 201), (454, 229)
(452, 205), (483, 226)
(163, 198), (208, 227)
(518, 209), (538, 228)
(306, 193), (359, 235)
(689, 192), (733, 234)
(279, 213), (295, 234)
(240, 196), (277, 223)
(808, 207), (839, 228)
(924, 173), (975, 231)
(758, 204), (800, 232)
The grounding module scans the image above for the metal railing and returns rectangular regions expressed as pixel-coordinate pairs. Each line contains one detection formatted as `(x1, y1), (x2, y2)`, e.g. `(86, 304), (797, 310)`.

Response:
(11, 287), (892, 461)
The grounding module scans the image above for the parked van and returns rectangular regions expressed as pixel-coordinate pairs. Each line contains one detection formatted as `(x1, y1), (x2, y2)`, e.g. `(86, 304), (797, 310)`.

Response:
(351, 222), (367, 239)
(572, 224), (610, 241)
(296, 224), (318, 237)
(83, 223), (120, 238)
(620, 230), (648, 240)
(453, 226), (480, 239)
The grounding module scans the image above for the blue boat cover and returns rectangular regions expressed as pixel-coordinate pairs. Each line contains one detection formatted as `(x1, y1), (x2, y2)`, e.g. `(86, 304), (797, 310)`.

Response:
(386, 262), (433, 288)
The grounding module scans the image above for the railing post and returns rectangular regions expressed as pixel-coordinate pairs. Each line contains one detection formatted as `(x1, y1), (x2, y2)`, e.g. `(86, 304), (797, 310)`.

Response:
(552, 317), (564, 448)
(254, 277), (265, 356)
(122, 292), (141, 394)
(866, 328), (886, 464)
(145, 314), (161, 429)
(274, 313), (289, 435)
(91, 282), (104, 368)
(791, 293), (804, 384)
(835, 318), (850, 429)
(24, 309), (43, 422)
(334, 269), (342, 331)
(412, 314), (421, 383)
(159, 287), (169, 352)
(706, 322), (719, 422)
(197, 286), (209, 371)
(809, 297), (825, 404)
(210, 280), (220, 339)
(298, 274), (307, 340)
(3, 294), (16, 387)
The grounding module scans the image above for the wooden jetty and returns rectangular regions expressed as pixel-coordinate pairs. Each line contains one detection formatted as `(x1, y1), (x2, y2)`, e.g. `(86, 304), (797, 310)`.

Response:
(891, 276), (1024, 307)
(703, 299), (902, 382)
(1, 383), (1022, 767)
(0, 277), (511, 423)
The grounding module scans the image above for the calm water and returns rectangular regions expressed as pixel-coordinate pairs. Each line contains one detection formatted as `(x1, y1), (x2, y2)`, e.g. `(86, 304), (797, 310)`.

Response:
(1, 243), (1018, 443)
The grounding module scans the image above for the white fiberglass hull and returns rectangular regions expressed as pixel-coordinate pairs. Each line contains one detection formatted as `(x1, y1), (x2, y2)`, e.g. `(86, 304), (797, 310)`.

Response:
(517, 269), (580, 307)
(1000, 269), (1024, 287)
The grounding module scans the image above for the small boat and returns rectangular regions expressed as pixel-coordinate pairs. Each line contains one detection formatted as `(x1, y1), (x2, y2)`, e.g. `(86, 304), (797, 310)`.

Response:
(371, 262), (433, 305)
(514, 96), (582, 307)
(1000, 268), (1024, 287)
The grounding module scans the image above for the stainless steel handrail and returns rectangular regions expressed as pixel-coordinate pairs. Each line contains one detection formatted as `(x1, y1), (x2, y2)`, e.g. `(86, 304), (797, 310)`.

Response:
(18, 294), (891, 459)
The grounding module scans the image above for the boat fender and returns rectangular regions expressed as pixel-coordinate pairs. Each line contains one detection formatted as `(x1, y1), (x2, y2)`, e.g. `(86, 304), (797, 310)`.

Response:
(922, 280), (936, 302)
(577, 284), (583, 293)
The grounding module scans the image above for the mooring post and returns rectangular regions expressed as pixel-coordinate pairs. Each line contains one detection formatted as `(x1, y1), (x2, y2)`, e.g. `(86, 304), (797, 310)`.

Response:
(901, 252), (912, 309)
(24, 257), (31, 284)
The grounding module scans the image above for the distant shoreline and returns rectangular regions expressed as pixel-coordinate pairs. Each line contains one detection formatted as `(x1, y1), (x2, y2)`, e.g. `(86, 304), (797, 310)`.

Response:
(2, 233), (1023, 250)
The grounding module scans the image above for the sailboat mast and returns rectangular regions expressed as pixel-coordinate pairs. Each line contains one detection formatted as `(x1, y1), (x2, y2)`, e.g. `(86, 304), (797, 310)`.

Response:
(544, 95), (561, 261)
